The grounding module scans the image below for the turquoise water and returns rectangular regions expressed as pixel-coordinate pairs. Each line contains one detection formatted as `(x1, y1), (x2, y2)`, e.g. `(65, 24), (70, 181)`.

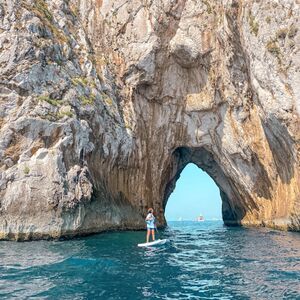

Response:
(0, 221), (299, 299)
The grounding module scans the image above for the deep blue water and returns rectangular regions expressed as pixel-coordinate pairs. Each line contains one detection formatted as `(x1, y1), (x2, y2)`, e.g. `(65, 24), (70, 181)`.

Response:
(0, 221), (299, 299)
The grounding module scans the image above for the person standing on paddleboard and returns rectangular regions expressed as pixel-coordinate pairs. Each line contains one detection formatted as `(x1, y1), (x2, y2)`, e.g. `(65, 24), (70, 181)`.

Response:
(145, 208), (156, 243)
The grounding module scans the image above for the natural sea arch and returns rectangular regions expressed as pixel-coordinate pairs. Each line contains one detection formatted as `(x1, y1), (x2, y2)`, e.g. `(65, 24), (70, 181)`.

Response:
(1, 0), (299, 241)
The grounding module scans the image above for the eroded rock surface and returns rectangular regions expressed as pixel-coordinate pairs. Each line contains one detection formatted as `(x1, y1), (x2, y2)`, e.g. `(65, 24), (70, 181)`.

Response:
(0, 0), (299, 240)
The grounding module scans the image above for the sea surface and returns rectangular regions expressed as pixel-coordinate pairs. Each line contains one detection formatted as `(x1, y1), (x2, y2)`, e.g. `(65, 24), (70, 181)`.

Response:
(0, 221), (299, 299)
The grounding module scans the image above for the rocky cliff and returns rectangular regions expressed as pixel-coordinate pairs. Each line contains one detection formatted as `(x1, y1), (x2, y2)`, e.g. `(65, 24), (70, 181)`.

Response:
(0, 0), (299, 240)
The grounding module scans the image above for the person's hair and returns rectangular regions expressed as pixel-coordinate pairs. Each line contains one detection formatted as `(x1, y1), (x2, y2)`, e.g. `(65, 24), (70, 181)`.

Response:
(148, 208), (153, 213)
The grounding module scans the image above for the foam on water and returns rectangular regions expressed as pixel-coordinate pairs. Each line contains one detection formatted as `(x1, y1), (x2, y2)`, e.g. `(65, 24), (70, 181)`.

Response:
(0, 221), (299, 299)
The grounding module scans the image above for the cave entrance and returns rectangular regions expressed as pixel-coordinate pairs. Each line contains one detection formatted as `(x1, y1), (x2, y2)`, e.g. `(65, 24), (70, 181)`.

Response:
(161, 147), (248, 226)
(164, 163), (222, 222)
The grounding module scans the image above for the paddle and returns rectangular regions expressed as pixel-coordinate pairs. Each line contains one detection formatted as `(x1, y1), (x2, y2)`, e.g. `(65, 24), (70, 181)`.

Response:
(155, 225), (161, 240)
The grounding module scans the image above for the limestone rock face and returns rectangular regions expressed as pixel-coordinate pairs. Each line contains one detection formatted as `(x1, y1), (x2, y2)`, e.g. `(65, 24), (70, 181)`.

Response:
(0, 0), (299, 240)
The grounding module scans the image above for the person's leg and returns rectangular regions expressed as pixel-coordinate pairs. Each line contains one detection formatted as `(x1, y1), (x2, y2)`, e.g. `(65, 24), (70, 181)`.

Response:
(151, 229), (155, 241)
(146, 228), (150, 243)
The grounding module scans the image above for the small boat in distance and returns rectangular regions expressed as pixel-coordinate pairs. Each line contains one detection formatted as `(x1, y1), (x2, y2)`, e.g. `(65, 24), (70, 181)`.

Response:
(196, 214), (205, 222)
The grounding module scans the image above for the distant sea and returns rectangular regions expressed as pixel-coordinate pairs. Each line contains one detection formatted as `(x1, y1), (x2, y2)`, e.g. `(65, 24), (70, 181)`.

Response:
(1, 221), (299, 299)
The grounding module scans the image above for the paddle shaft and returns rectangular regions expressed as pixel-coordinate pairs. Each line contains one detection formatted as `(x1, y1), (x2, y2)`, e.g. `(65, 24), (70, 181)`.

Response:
(155, 226), (160, 237)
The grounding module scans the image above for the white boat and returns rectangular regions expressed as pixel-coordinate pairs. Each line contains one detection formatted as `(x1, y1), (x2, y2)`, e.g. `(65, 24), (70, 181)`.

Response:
(196, 214), (205, 222)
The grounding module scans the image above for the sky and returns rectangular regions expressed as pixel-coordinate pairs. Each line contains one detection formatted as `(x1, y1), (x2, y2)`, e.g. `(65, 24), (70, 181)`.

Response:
(165, 163), (222, 221)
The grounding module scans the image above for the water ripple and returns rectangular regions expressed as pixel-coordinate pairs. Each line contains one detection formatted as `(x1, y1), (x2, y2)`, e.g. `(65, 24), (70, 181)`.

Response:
(0, 221), (299, 299)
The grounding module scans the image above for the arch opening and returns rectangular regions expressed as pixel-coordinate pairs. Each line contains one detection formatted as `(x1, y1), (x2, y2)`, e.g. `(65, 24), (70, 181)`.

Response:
(161, 147), (249, 227)
(164, 163), (222, 222)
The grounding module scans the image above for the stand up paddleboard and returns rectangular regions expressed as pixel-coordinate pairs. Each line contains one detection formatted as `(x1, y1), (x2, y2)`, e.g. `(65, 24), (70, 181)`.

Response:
(138, 239), (168, 248)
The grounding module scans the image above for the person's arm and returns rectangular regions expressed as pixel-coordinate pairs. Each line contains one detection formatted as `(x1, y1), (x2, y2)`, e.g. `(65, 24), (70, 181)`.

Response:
(145, 213), (153, 221)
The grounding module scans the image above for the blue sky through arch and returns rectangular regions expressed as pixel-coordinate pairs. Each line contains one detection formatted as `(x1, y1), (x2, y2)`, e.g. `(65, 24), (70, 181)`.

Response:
(165, 163), (222, 221)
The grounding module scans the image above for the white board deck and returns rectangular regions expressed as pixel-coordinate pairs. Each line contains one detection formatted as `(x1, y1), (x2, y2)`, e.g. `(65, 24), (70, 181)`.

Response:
(138, 239), (168, 248)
